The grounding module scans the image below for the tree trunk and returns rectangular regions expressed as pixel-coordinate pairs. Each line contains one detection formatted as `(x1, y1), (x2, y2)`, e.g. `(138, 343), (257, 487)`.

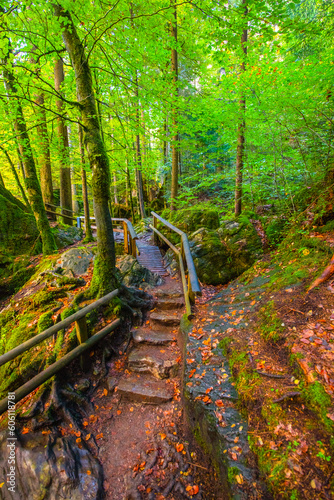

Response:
(234, 0), (248, 217)
(54, 57), (73, 225)
(35, 92), (54, 217)
(55, 4), (117, 296)
(163, 117), (168, 163)
(79, 123), (94, 243)
(1, 64), (56, 255)
(0, 145), (29, 207)
(134, 74), (146, 219)
(170, 0), (179, 211)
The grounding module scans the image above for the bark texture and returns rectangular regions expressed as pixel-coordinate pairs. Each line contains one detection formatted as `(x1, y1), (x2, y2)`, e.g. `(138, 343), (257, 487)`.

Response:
(55, 4), (117, 296)
(170, 1), (179, 211)
(2, 67), (56, 255)
(79, 123), (93, 243)
(234, 0), (248, 217)
(54, 57), (73, 225)
(35, 93), (54, 214)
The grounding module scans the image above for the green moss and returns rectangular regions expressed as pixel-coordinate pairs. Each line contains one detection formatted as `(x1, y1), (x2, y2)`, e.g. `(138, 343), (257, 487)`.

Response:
(257, 300), (284, 342)
(61, 305), (78, 321)
(227, 466), (240, 484)
(32, 289), (66, 309)
(38, 312), (53, 333)
(218, 337), (232, 355)
(302, 381), (333, 431)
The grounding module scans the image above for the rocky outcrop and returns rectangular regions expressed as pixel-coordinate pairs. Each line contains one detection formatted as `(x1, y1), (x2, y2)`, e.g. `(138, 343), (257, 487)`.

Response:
(0, 185), (38, 255)
(55, 247), (95, 276)
(0, 431), (103, 500)
(165, 218), (263, 285)
(53, 224), (83, 249)
(118, 255), (162, 289)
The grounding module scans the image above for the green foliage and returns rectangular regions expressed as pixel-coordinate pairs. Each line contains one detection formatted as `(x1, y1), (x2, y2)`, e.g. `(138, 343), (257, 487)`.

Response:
(257, 300), (284, 342)
(37, 311), (53, 333)
(302, 382), (333, 432)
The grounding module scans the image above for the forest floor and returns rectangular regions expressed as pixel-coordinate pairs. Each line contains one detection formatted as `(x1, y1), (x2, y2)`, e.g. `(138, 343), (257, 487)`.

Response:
(1, 228), (334, 499)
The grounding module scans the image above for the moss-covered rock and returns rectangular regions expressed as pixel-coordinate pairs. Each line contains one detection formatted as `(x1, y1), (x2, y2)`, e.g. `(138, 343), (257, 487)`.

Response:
(56, 247), (94, 275)
(0, 188), (38, 255)
(118, 255), (162, 289)
(53, 223), (83, 249)
(165, 218), (262, 286)
(160, 207), (220, 244)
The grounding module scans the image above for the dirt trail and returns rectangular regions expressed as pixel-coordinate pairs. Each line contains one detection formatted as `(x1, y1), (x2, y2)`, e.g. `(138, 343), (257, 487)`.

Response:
(83, 235), (220, 500)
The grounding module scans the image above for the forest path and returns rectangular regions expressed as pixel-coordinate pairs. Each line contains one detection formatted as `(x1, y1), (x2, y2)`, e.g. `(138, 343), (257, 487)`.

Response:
(86, 232), (218, 499)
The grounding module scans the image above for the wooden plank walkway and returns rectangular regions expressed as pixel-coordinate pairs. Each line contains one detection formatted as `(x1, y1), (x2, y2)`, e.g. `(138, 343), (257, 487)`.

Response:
(136, 239), (168, 276)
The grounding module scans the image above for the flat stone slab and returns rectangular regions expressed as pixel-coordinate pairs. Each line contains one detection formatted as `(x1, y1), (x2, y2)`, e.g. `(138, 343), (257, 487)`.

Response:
(128, 345), (179, 379)
(117, 375), (173, 403)
(155, 290), (183, 299)
(150, 311), (181, 327)
(132, 330), (175, 345)
(158, 297), (184, 311)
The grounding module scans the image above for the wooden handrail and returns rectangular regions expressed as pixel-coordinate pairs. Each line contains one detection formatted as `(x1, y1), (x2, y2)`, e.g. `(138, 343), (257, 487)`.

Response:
(150, 224), (193, 319)
(0, 289), (119, 368)
(151, 212), (201, 297)
(0, 289), (120, 416)
(0, 319), (120, 416)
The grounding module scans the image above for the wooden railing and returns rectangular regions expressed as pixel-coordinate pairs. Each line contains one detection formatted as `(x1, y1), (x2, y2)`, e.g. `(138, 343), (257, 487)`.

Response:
(150, 212), (201, 319)
(79, 217), (140, 258)
(0, 290), (120, 416)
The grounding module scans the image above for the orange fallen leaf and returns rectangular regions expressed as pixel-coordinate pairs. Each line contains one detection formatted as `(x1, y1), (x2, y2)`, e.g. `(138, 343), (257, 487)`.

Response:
(76, 437), (82, 443)
(176, 443), (184, 452)
(86, 470), (91, 475)
(205, 386), (213, 394)
(85, 434), (91, 441)
(160, 433), (167, 440)
(215, 400), (224, 408)
(21, 427), (30, 435)
(103, 389), (108, 396)
(96, 433), (103, 440)
(117, 410), (122, 415)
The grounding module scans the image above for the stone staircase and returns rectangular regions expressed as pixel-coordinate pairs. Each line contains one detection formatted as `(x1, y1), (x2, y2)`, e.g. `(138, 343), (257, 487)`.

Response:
(117, 289), (184, 404)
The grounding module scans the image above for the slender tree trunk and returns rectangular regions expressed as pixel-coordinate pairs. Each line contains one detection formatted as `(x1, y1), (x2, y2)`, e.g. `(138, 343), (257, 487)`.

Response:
(55, 4), (117, 296)
(54, 57), (73, 225)
(163, 117), (168, 163)
(170, 0), (179, 211)
(79, 123), (93, 242)
(134, 74), (146, 219)
(234, 0), (248, 217)
(2, 65), (56, 254)
(35, 93), (54, 217)
(0, 145), (29, 207)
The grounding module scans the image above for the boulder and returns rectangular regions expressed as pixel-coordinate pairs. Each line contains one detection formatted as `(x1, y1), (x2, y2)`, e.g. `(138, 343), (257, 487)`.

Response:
(118, 255), (162, 288)
(0, 186), (38, 255)
(159, 208), (220, 245)
(53, 224), (83, 249)
(56, 247), (94, 276)
(165, 219), (262, 286)
(0, 431), (103, 499)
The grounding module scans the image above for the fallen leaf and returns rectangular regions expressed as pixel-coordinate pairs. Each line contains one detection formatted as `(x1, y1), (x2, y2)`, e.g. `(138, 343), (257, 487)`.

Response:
(206, 386), (213, 394)
(85, 434), (91, 441)
(176, 443), (184, 452)
(87, 470), (91, 475)
(96, 433), (103, 440)
(215, 400), (224, 408)
(235, 474), (243, 484)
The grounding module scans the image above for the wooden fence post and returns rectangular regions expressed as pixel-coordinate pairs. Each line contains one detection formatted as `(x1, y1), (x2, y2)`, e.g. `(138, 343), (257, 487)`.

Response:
(153, 215), (158, 245)
(75, 316), (89, 370)
(123, 221), (129, 254)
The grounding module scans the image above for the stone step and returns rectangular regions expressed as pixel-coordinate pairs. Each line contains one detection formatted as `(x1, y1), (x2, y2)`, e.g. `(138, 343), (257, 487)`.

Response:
(117, 374), (173, 404)
(158, 297), (184, 311)
(132, 329), (175, 345)
(154, 290), (183, 299)
(150, 311), (181, 328)
(128, 345), (179, 379)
